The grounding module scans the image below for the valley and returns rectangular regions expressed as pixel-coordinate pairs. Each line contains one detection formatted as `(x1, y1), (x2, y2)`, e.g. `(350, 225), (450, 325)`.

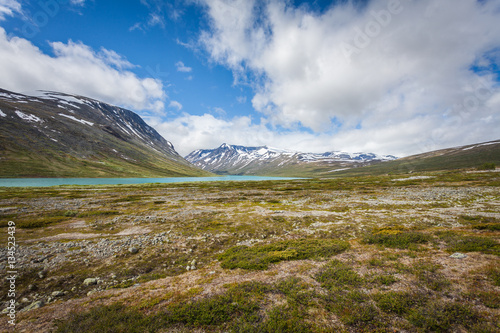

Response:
(0, 170), (499, 332)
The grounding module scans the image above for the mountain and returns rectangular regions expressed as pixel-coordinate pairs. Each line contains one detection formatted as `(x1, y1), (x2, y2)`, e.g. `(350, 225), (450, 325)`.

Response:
(329, 139), (500, 177)
(185, 143), (397, 176)
(0, 88), (212, 178)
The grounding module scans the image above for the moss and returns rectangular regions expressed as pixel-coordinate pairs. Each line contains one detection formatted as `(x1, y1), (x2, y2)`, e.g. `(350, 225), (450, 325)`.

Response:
(218, 238), (349, 270)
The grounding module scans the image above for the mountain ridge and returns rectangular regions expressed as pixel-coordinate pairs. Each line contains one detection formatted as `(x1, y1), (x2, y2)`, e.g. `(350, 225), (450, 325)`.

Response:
(0, 88), (211, 178)
(185, 143), (397, 176)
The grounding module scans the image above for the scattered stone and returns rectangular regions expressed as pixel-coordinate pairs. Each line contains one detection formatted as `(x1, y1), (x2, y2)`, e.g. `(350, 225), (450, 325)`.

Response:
(38, 271), (45, 279)
(186, 266), (191, 271)
(111, 273), (117, 279)
(21, 298), (29, 304)
(450, 253), (467, 259)
(52, 291), (65, 297)
(28, 284), (36, 291)
(83, 278), (98, 286)
(129, 247), (139, 254)
(21, 300), (44, 312)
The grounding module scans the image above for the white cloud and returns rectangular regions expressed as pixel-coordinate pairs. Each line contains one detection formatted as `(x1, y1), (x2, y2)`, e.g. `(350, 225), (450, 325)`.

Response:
(175, 61), (192, 72)
(196, 0), (500, 155)
(70, 0), (86, 6)
(169, 100), (183, 110)
(0, 27), (166, 113)
(0, 0), (21, 21)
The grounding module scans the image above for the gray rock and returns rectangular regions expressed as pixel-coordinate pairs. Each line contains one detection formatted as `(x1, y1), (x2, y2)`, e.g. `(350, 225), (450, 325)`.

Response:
(129, 247), (139, 254)
(450, 253), (467, 259)
(83, 278), (98, 286)
(22, 300), (44, 312)
(52, 291), (65, 297)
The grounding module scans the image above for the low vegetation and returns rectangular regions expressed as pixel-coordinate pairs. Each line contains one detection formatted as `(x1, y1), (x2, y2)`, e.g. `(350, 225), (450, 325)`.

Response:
(1, 169), (499, 332)
(218, 239), (350, 270)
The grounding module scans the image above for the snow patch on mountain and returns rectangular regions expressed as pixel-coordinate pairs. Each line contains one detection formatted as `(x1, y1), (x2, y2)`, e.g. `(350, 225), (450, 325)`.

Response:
(15, 110), (43, 123)
(58, 113), (94, 126)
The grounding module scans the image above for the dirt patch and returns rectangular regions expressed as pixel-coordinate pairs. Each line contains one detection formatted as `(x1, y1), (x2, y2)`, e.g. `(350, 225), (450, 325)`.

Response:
(31, 232), (103, 241)
(115, 226), (152, 236)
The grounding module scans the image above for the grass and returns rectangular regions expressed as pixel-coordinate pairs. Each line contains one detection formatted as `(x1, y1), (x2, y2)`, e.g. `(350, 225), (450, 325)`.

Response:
(315, 259), (363, 290)
(436, 231), (500, 256)
(218, 238), (349, 270)
(374, 291), (427, 315)
(362, 227), (431, 249)
(407, 301), (481, 332)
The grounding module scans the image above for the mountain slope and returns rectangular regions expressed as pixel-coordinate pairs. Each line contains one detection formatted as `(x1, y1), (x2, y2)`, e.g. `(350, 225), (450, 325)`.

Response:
(0, 88), (212, 178)
(186, 143), (396, 176)
(329, 140), (500, 177)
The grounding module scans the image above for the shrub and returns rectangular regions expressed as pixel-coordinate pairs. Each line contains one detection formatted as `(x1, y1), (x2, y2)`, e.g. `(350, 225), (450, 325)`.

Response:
(407, 301), (480, 332)
(218, 239), (349, 270)
(259, 306), (312, 333)
(437, 231), (500, 256)
(363, 228), (431, 249)
(374, 291), (427, 315)
(477, 162), (496, 170)
(315, 260), (363, 290)
(55, 304), (148, 333)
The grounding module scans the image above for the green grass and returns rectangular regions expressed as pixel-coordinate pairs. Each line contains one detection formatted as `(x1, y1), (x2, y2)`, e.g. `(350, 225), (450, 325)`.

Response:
(54, 304), (149, 333)
(407, 301), (481, 332)
(315, 259), (363, 291)
(362, 228), (431, 249)
(437, 231), (500, 256)
(478, 162), (496, 170)
(218, 239), (349, 270)
(374, 291), (427, 315)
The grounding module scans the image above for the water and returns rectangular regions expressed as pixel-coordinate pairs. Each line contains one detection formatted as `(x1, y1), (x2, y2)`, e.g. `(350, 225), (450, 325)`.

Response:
(0, 176), (304, 187)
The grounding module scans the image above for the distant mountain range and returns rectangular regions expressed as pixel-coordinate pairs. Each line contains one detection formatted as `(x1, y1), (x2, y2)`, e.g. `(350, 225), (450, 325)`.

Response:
(185, 143), (397, 176)
(1, 87), (497, 179)
(331, 139), (500, 177)
(0, 88), (211, 178)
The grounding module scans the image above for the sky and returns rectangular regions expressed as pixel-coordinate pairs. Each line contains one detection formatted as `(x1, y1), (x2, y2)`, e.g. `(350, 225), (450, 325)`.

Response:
(0, 0), (499, 157)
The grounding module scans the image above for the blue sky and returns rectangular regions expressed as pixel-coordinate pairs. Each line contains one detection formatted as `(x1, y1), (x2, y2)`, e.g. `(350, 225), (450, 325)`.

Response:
(0, 0), (499, 156)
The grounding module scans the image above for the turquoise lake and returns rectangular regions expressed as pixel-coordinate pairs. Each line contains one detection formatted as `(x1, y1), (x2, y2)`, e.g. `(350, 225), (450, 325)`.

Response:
(0, 176), (303, 187)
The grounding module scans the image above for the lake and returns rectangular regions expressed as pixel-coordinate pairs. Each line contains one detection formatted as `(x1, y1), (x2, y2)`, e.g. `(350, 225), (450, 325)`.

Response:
(0, 175), (304, 187)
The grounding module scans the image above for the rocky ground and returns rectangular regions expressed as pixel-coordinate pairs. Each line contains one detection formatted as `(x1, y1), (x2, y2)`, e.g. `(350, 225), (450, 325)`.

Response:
(0, 171), (499, 332)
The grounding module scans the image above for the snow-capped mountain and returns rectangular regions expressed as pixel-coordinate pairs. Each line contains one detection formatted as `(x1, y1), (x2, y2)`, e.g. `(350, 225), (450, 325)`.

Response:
(185, 143), (397, 176)
(0, 88), (210, 177)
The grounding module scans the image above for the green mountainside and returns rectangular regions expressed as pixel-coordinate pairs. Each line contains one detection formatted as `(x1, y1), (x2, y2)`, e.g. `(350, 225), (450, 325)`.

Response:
(328, 140), (500, 177)
(0, 89), (212, 178)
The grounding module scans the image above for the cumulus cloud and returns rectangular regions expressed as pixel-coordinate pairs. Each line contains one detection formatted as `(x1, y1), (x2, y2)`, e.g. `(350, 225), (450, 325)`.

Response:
(0, 27), (166, 113)
(196, 0), (500, 155)
(169, 100), (183, 111)
(175, 61), (192, 72)
(0, 0), (21, 21)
